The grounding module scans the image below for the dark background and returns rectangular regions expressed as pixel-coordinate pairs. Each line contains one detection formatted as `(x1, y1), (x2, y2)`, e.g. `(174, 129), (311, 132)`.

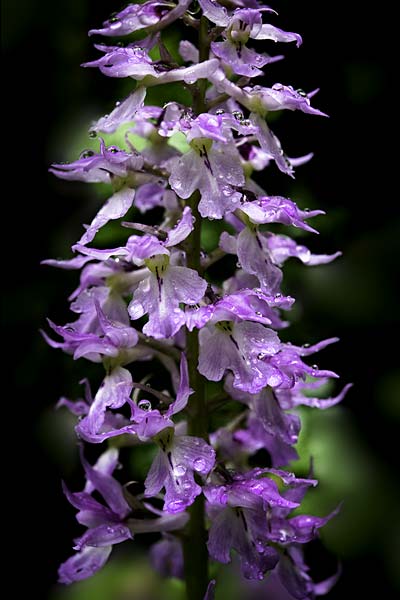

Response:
(3, 1), (399, 598)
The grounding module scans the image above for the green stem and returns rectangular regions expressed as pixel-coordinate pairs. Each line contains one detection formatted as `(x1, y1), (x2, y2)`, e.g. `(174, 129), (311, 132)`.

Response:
(183, 15), (211, 600)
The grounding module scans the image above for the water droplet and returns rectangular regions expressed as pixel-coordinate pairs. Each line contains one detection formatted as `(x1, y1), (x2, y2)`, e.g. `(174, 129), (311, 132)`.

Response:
(167, 499), (186, 512)
(215, 109), (225, 115)
(257, 352), (266, 360)
(312, 364), (318, 370)
(138, 399), (152, 411)
(278, 528), (288, 542)
(193, 458), (206, 472)
(255, 311), (262, 316)
(108, 145), (119, 154)
(236, 261), (242, 268)
(174, 464), (187, 476)
(232, 110), (244, 121)
(303, 343), (310, 348)
(80, 149), (95, 159)
(115, 100), (121, 107)
(88, 130), (97, 138)
(296, 88), (307, 97)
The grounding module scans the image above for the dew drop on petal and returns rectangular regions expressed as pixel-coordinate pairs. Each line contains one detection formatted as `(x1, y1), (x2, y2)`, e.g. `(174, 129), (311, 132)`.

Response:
(279, 528), (288, 542)
(193, 457), (206, 472)
(80, 149), (95, 159)
(138, 399), (152, 411)
(174, 464), (187, 476)
(167, 499), (186, 512)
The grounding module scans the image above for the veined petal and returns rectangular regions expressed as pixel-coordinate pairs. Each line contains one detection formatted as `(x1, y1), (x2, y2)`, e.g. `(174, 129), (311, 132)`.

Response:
(165, 206), (194, 247)
(77, 188), (135, 247)
(198, 0), (229, 26)
(237, 228), (282, 294)
(167, 354), (193, 416)
(82, 367), (133, 437)
(92, 87), (146, 134)
(255, 24), (302, 47)
(81, 454), (131, 518)
(198, 326), (238, 382)
(166, 266), (207, 305)
(73, 524), (132, 550)
(169, 150), (204, 199)
(58, 546), (112, 584)
(172, 435), (215, 475)
(144, 449), (169, 497)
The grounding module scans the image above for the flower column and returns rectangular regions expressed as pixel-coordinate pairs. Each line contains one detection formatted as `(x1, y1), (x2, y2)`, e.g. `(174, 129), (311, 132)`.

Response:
(44, 2), (350, 599)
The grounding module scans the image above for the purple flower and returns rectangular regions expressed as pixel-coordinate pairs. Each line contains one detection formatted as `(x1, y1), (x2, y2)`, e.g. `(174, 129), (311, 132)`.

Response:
(127, 209), (208, 338)
(238, 195), (324, 232)
(83, 43), (219, 85)
(76, 366), (133, 440)
(130, 353), (192, 440)
(89, 1), (191, 38)
(219, 198), (340, 292)
(76, 351), (189, 444)
(44, 307), (138, 361)
(277, 379), (353, 410)
(205, 469), (300, 579)
(91, 86), (147, 134)
(220, 228), (283, 294)
(145, 432), (215, 513)
(168, 133), (245, 219)
(231, 383), (300, 467)
(247, 84), (328, 117)
(50, 138), (143, 183)
(59, 449), (132, 583)
(204, 467), (330, 581)
(210, 9), (285, 77)
(150, 535), (184, 579)
(207, 74), (326, 176)
(42, 286), (136, 361)
(129, 355), (215, 513)
(192, 292), (284, 393)
(46, 1), (347, 595)
(277, 547), (341, 599)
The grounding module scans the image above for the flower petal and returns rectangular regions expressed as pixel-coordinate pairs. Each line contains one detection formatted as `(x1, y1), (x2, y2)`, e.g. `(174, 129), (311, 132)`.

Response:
(73, 524), (132, 550)
(58, 546), (112, 584)
(77, 188), (136, 247)
(81, 453), (131, 518)
(92, 87), (146, 133)
(144, 449), (169, 497)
